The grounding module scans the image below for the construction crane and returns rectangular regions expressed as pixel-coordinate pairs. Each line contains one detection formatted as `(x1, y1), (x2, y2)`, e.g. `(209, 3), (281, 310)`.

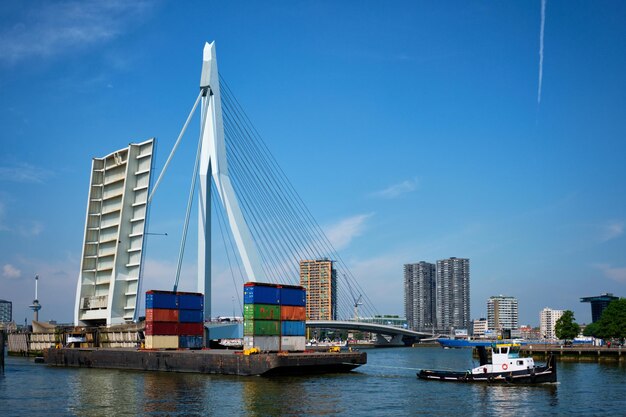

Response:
(344, 274), (363, 322)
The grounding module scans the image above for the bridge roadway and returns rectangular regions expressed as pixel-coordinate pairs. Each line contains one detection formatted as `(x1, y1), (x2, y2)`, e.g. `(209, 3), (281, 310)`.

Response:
(307, 320), (432, 346)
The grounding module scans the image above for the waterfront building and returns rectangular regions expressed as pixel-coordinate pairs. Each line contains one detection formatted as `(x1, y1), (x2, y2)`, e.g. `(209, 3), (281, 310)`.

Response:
(472, 318), (488, 338)
(300, 259), (337, 320)
(540, 307), (564, 340)
(487, 295), (519, 333)
(404, 262), (436, 331)
(580, 293), (619, 322)
(436, 257), (470, 332)
(0, 299), (12, 323)
(519, 325), (542, 340)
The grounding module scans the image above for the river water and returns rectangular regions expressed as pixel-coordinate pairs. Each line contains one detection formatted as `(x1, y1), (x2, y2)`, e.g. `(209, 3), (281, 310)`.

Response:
(1, 347), (625, 416)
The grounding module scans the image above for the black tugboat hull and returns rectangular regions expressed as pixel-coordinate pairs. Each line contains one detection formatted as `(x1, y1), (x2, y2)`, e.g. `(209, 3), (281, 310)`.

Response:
(417, 355), (557, 384)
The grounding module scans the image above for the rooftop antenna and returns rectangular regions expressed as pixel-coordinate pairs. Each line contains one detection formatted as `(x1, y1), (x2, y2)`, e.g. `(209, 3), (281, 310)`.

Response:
(29, 274), (42, 323)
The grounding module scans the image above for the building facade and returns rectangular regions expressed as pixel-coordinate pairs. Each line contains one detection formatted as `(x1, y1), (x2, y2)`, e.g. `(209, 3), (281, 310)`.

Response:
(0, 299), (12, 323)
(540, 307), (564, 340)
(436, 257), (470, 332)
(580, 293), (619, 323)
(487, 295), (519, 333)
(472, 318), (488, 338)
(300, 259), (337, 320)
(404, 262), (436, 331)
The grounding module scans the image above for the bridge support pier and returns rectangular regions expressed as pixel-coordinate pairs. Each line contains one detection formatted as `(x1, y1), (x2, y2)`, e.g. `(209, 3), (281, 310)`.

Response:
(375, 333), (405, 347)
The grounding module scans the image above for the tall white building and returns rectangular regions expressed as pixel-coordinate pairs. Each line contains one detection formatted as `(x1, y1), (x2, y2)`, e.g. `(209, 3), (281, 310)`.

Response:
(540, 307), (564, 340)
(436, 257), (470, 332)
(487, 295), (519, 332)
(404, 262), (436, 331)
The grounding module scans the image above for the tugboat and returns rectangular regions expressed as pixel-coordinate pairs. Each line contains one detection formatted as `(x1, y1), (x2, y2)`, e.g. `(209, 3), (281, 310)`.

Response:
(418, 343), (557, 384)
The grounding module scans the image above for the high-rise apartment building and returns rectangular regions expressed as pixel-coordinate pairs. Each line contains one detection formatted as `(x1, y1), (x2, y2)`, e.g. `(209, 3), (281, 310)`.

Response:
(436, 257), (470, 331)
(540, 307), (564, 340)
(0, 299), (12, 323)
(487, 295), (519, 332)
(300, 259), (337, 320)
(404, 262), (436, 331)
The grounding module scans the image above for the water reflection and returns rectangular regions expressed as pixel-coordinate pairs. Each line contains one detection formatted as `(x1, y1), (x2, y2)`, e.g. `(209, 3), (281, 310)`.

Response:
(473, 383), (558, 417)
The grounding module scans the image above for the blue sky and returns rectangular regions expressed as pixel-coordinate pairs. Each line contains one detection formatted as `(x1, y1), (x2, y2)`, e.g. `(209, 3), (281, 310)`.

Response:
(1, 1), (625, 326)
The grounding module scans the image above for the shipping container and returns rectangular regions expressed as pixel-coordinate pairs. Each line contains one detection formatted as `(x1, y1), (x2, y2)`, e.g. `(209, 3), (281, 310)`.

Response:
(280, 286), (306, 306)
(280, 305), (306, 321)
(243, 335), (280, 352)
(281, 336), (306, 351)
(281, 320), (306, 336)
(243, 304), (281, 321)
(145, 308), (179, 322)
(145, 335), (179, 349)
(179, 309), (204, 323)
(145, 322), (178, 335)
(179, 335), (203, 349)
(178, 322), (204, 336)
(243, 284), (281, 305)
(243, 320), (281, 336)
(146, 290), (177, 309)
(177, 292), (204, 310)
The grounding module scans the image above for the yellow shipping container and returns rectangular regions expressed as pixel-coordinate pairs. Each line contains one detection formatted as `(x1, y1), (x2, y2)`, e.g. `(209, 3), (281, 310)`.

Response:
(145, 335), (179, 349)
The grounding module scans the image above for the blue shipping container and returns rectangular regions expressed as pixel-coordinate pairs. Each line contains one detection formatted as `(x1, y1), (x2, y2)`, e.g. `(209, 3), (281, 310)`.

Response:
(281, 320), (306, 336)
(179, 335), (203, 349)
(280, 287), (306, 306)
(179, 309), (204, 323)
(146, 292), (177, 309)
(244, 285), (280, 305)
(178, 293), (204, 310)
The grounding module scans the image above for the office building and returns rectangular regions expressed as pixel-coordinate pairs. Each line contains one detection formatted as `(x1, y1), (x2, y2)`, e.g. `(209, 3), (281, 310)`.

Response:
(540, 307), (564, 340)
(436, 257), (470, 331)
(0, 299), (12, 323)
(580, 293), (619, 323)
(300, 259), (337, 320)
(487, 295), (519, 332)
(404, 262), (436, 331)
(472, 318), (488, 338)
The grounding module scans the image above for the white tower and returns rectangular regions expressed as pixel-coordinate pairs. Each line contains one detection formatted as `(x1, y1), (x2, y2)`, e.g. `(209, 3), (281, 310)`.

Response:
(197, 42), (264, 320)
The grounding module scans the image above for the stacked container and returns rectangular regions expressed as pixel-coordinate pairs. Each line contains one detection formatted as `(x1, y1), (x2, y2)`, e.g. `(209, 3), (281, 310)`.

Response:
(145, 290), (179, 349)
(144, 290), (204, 349)
(279, 285), (307, 351)
(243, 282), (306, 352)
(177, 292), (204, 349)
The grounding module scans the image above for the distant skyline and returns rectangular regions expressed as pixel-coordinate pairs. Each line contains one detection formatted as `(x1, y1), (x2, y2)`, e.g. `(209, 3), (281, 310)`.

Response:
(1, 1), (625, 326)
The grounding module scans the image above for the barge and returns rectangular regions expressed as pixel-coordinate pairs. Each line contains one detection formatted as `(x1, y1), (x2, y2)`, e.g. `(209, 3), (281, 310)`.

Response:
(44, 347), (366, 376)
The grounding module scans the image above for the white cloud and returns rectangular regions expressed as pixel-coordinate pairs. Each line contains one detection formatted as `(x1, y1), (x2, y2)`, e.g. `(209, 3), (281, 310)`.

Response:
(599, 221), (624, 242)
(18, 221), (44, 237)
(324, 213), (373, 250)
(0, 163), (54, 183)
(0, 0), (155, 65)
(372, 178), (419, 199)
(594, 263), (626, 283)
(3, 264), (21, 279)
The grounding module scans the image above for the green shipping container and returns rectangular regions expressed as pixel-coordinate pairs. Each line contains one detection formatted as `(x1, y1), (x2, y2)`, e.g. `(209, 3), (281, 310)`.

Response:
(243, 320), (281, 336)
(243, 304), (281, 321)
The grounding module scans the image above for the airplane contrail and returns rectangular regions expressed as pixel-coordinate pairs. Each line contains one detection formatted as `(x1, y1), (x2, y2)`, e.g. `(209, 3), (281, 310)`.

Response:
(537, 0), (546, 104)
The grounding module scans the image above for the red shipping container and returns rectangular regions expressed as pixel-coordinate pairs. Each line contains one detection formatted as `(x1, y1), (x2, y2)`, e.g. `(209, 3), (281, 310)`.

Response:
(178, 322), (204, 336)
(280, 305), (306, 321)
(145, 322), (178, 335)
(145, 308), (179, 323)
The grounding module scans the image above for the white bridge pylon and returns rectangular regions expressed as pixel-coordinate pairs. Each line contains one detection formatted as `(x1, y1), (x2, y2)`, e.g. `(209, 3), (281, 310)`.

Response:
(198, 42), (264, 319)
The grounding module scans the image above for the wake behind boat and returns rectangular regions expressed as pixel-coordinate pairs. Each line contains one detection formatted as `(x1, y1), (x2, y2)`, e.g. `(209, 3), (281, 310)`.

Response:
(418, 343), (557, 384)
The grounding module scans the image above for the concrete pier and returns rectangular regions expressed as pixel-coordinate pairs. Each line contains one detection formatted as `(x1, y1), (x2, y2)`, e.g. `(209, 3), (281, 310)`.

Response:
(44, 348), (366, 376)
(522, 345), (625, 362)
